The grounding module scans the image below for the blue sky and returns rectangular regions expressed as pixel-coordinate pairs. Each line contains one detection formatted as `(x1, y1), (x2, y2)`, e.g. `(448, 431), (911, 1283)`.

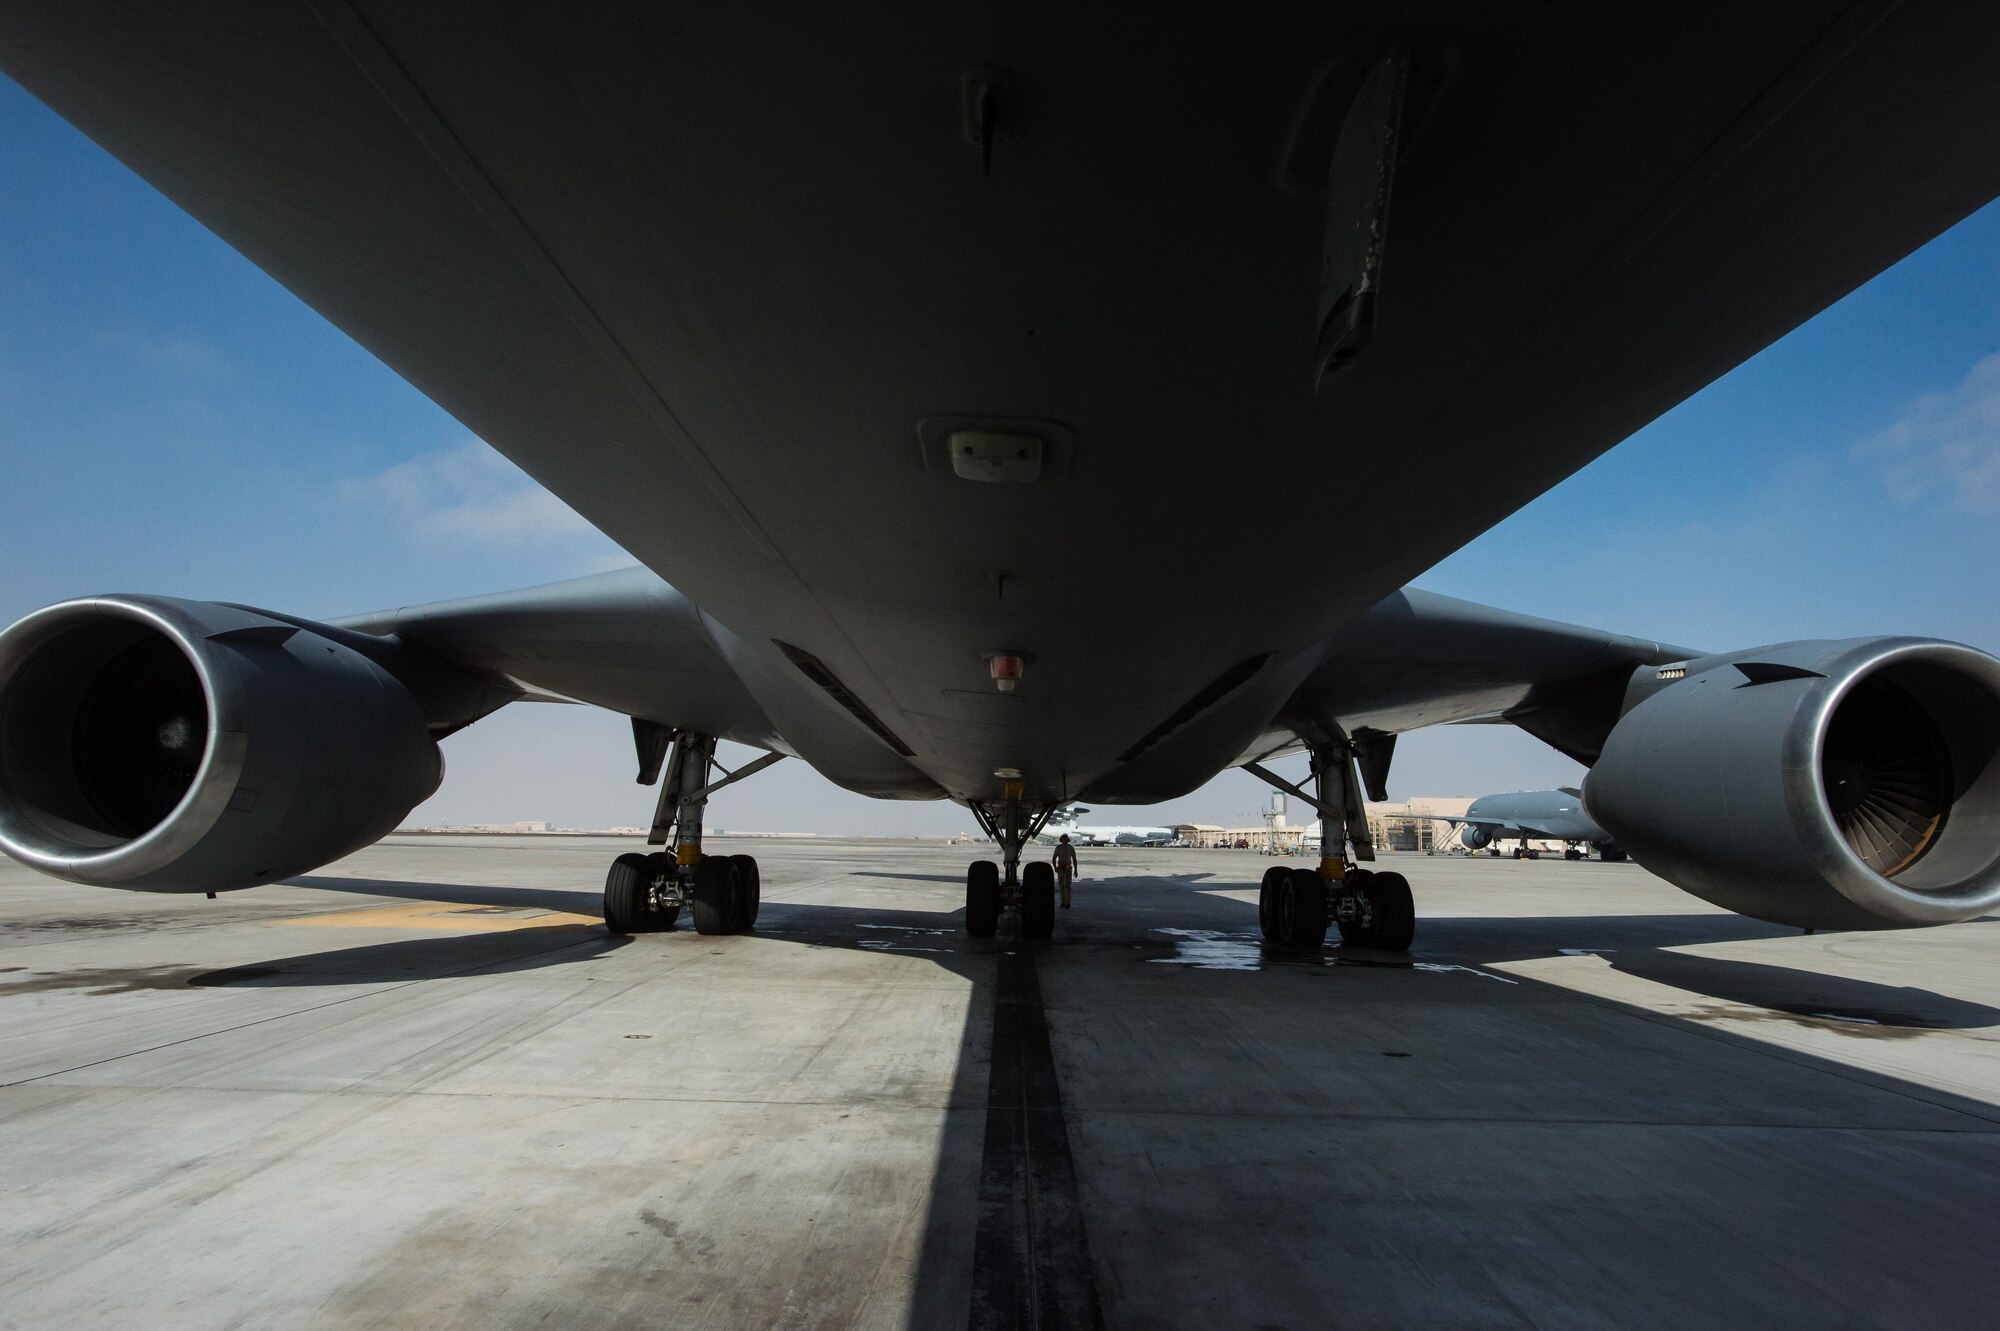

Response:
(4, 73), (1998, 835)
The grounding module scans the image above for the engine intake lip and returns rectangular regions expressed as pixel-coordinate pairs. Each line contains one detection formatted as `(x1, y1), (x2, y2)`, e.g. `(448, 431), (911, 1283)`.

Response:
(1793, 638), (2000, 926)
(0, 598), (246, 884)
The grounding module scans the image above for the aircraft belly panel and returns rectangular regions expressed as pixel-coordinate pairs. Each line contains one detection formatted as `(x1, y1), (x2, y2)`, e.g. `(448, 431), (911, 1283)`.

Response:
(7, 4), (2000, 801)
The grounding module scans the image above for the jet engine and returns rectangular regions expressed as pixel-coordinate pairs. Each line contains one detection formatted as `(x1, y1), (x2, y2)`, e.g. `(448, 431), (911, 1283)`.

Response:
(1585, 638), (2000, 930)
(1459, 825), (1493, 850)
(0, 595), (444, 892)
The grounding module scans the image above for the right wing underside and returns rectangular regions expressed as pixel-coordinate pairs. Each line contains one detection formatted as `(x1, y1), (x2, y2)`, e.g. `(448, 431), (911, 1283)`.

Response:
(1265, 589), (1696, 765)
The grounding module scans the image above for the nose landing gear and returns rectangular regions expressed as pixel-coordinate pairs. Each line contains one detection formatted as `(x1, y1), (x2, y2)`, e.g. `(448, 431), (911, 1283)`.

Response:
(963, 794), (1059, 939)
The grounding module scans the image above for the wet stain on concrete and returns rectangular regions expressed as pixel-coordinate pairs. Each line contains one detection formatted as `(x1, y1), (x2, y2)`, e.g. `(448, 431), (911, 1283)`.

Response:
(0, 964), (212, 995)
(187, 965), (286, 987)
(2, 915), (194, 935)
(638, 1207), (718, 1262)
(1332, 955), (1415, 970)
(0, 963), (302, 994)
(1670, 1002), (1942, 1039)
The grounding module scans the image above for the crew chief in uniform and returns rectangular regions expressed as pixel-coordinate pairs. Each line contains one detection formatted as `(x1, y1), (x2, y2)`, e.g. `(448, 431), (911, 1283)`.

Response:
(1052, 834), (1078, 909)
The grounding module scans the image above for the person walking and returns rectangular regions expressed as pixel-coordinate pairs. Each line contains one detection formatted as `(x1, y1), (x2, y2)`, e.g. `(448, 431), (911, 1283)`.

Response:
(1052, 834), (1078, 909)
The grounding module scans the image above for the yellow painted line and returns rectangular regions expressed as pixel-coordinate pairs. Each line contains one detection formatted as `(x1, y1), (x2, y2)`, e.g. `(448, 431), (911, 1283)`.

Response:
(274, 901), (600, 932)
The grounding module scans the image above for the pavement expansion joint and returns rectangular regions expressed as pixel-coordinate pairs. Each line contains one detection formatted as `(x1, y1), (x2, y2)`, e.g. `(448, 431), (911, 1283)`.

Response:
(970, 945), (1106, 1330)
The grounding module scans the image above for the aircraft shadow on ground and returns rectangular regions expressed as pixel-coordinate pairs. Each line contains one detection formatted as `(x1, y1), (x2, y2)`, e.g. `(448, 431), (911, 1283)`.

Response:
(252, 869), (2000, 1028)
(199, 875), (993, 989)
(287, 874), (598, 915)
(87, 863), (2000, 1326)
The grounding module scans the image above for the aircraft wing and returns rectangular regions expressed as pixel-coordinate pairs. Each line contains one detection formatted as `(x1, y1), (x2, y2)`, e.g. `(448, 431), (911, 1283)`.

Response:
(1264, 589), (1697, 767)
(334, 567), (782, 754)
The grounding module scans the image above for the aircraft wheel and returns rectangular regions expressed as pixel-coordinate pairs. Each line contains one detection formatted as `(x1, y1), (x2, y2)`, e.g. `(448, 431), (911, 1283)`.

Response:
(728, 854), (761, 930)
(603, 853), (651, 935)
(1364, 871), (1415, 952)
(691, 854), (739, 935)
(966, 860), (1001, 937)
(1527, 849), (1540, 860)
(1564, 847), (1580, 861)
(1277, 868), (1329, 952)
(1021, 862), (1056, 939)
(1258, 865), (1290, 940)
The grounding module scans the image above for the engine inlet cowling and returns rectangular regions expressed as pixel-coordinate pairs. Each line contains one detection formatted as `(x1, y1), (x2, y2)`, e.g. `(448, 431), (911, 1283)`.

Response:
(1585, 638), (2000, 930)
(0, 596), (442, 892)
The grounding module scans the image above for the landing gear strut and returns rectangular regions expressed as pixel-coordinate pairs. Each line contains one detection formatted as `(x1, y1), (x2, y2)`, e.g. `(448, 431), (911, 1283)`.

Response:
(603, 728), (782, 937)
(963, 790), (1059, 939)
(1244, 732), (1415, 954)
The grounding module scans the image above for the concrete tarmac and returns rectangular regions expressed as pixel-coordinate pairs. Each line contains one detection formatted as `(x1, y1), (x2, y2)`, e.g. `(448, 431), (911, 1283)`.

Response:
(3, 836), (1998, 1329)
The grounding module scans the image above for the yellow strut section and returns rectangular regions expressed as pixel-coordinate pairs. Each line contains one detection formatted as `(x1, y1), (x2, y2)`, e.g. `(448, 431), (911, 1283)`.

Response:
(676, 845), (702, 866)
(1319, 857), (1347, 881)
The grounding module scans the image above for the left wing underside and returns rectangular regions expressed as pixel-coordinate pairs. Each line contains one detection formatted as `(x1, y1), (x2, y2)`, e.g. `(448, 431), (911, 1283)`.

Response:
(336, 567), (782, 754)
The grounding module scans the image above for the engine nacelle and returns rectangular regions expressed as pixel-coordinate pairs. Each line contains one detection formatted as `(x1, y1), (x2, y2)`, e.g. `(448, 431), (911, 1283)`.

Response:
(1586, 638), (2000, 930)
(1460, 824), (1493, 850)
(0, 596), (443, 892)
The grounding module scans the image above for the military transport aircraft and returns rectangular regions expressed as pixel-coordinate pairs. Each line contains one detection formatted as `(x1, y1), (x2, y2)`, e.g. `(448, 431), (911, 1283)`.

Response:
(1422, 790), (1619, 861)
(1071, 829), (1177, 848)
(3, 6), (1999, 954)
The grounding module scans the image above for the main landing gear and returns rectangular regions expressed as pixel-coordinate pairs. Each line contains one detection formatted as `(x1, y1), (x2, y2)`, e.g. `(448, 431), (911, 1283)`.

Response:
(1243, 731), (1417, 955)
(1257, 864), (1416, 951)
(962, 789), (1059, 940)
(603, 728), (784, 938)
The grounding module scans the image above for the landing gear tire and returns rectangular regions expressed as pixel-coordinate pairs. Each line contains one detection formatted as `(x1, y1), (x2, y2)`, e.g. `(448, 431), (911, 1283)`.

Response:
(728, 854), (761, 931)
(1364, 871), (1415, 952)
(1564, 847), (1581, 861)
(1258, 865), (1290, 940)
(1021, 862), (1056, 939)
(966, 859), (1001, 938)
(692, 854), (739, 935)
(603, 853), (652, 936)
(1275, 868), (1329, 952)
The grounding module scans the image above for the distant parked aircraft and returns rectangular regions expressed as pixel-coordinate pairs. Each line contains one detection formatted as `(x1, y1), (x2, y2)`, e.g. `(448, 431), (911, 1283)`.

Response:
(1424, 790), (1623, 861)
(1039, 808), (1176, 847)
(1076, 827), (1178, 847)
